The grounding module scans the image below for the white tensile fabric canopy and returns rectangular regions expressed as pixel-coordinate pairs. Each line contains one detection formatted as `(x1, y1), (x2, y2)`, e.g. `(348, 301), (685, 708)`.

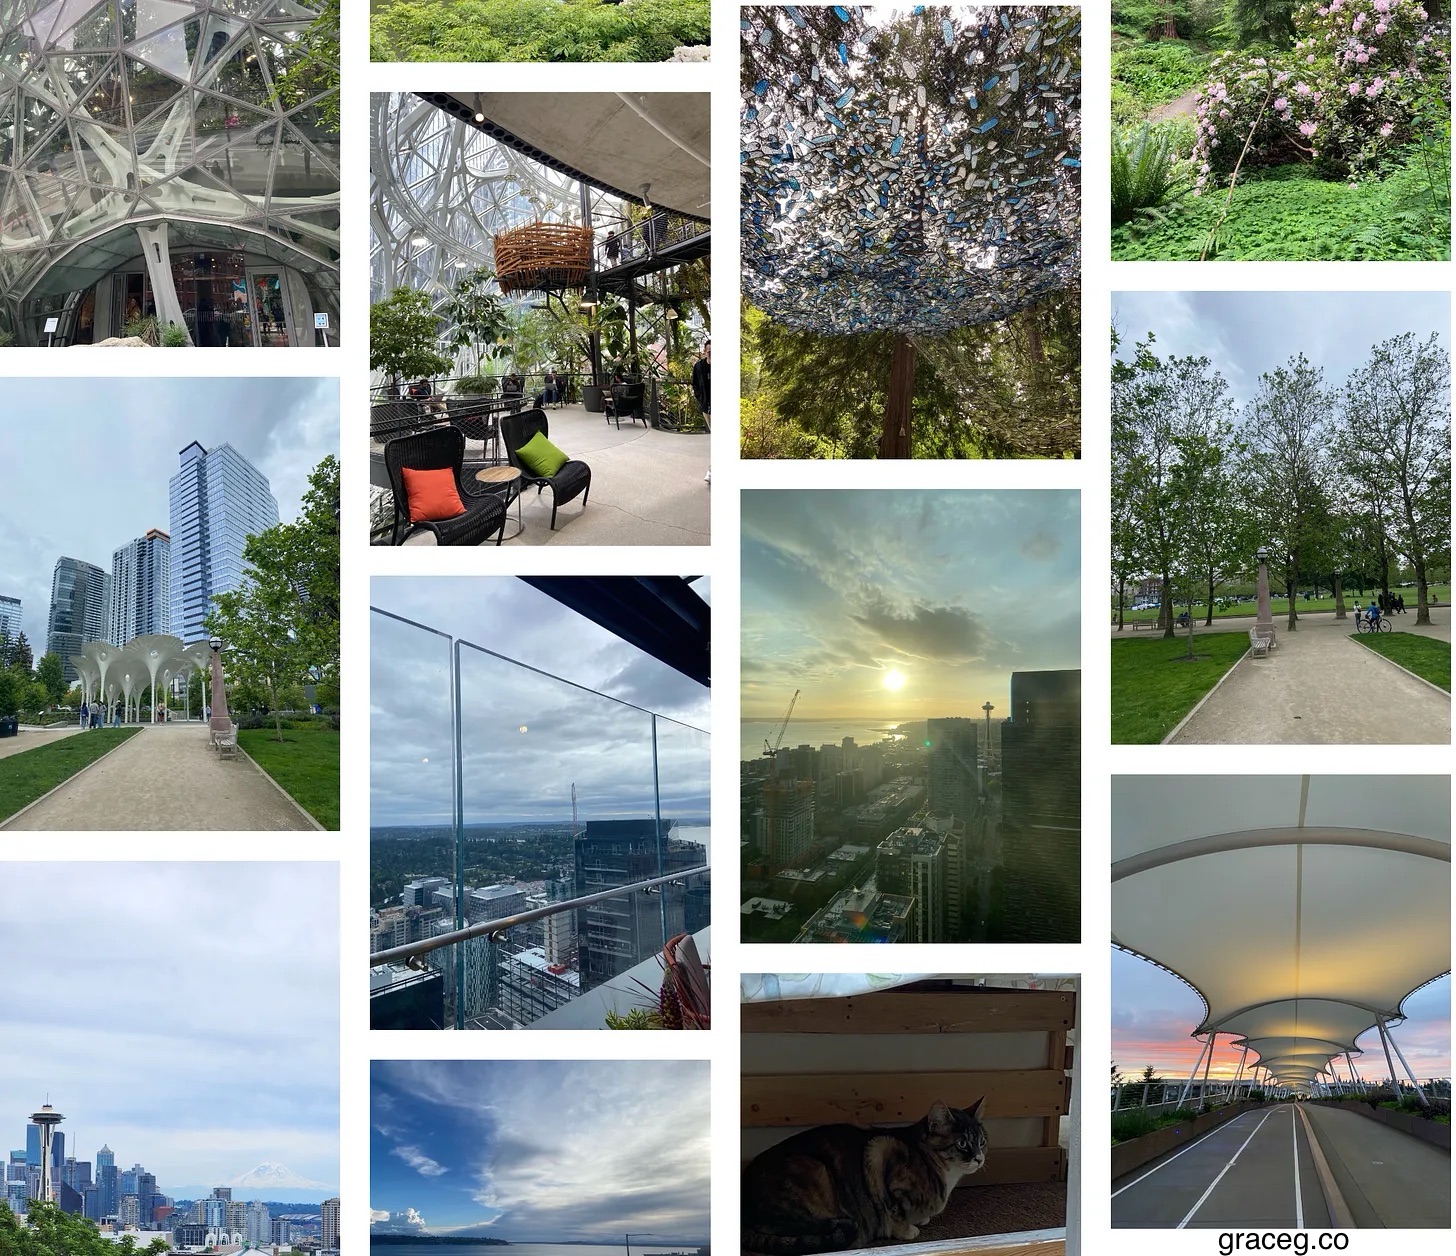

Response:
(440, 93), (710, 219)
(1113, 775), (1450, 1085)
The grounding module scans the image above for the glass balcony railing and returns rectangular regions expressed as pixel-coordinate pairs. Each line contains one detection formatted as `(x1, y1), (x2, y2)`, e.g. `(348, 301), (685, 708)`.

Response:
(369, 605), (711, 1030)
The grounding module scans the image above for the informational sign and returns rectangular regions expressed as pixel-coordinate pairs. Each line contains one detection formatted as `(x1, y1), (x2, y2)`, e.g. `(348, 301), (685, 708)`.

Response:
(43, 316), (59, 334)
(314, 312), (330, 329)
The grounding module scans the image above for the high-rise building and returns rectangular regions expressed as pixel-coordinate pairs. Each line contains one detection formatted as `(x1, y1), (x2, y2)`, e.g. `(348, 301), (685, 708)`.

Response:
(168, 441), (280, 645)
(108, 529), (172, 645)
(755, 779), (816, 867)
(574, 820), (707, 991)
(24, 1125), (39, 1167)
(998, 669), (1081, 943)
(211, 1186), (233, 1202)
(321, 1196), (340, 1250)
(271, 1216), (293, 1244)
(0, 594), (20, 643)
(877, 824), (948, 943)
(95, 1145), (116, 1217)
(46, 557), (109, 683)
(245, 1200), (273, 1244)
(225, 1199), (246, 1233)
(927, 717), (980, 826)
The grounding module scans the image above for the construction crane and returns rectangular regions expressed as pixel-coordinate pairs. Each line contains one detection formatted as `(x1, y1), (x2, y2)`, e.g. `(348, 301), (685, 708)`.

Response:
(763, 688), (800, 758)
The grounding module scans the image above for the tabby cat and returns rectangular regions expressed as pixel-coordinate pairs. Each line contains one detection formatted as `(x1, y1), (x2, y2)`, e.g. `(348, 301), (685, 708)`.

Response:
(742, 1098), (988, 1253)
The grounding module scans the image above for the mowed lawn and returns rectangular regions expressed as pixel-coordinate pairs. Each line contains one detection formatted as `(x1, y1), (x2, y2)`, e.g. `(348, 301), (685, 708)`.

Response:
(1350, 632), (1452, 692)
(1112, 632), (1252, 744)
(1115, 586), (1452, 623)
(239, 728), (340, 830)
(0, 728), (142, 821)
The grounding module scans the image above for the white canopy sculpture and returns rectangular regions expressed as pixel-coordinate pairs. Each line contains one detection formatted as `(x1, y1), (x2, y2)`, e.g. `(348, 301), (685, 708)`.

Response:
(1113, 775), (1450, 1097)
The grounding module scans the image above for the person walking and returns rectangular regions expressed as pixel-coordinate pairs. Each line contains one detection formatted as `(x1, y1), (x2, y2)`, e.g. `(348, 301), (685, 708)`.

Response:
(693, 339), (711, 485)
(80, 700), (89, 730)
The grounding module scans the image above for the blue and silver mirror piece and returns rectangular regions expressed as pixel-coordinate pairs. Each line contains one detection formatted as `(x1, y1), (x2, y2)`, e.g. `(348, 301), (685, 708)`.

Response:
(741, 6), (1080, 336)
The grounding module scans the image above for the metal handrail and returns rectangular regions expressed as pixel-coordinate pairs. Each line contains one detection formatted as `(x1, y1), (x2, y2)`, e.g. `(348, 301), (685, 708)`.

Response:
(369, 864), (710, 969)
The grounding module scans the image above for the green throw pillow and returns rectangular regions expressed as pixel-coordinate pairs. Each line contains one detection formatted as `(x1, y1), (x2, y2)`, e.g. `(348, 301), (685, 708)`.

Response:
(516, 430), (570, 478)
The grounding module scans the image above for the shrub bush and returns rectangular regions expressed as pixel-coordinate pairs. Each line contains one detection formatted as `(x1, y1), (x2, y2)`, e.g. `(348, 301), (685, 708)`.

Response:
(1191, 0), (1450, 185)
(1114, 40), (1212, 112)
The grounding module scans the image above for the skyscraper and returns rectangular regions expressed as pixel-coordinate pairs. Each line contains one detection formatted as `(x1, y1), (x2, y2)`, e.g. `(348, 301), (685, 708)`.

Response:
(321, 1196), (340, 1250)
(95, 1145), (116, 1217)
(0, 594), (20, 643)
(574, 819), (707, 991)
(47, 557), (109, 683)
(168, 441), (280, 645)
(927, 717), (981, 825)
(108, 529), (171, 645)
(245, 1200), (273, 1244)
(998, 669), (1081, 942)
(877, 824), (948, 943)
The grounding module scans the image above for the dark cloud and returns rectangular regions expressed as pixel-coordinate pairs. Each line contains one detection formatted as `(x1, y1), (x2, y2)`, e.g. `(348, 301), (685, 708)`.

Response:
(849, 593), (990, 664)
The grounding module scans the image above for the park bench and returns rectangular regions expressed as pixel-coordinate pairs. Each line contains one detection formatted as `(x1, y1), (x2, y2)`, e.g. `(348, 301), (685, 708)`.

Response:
(215, 724), (240, 759)
(1249, 624), (1276, 658)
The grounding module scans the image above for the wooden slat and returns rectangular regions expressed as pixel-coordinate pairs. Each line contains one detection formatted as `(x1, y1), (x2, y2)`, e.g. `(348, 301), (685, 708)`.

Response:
(742, 1070), (1067, 1127)
(1042, 1030), (1067, 1152)
(741, 990), (1075, 1035)
(739, 1145), (1064, 1187)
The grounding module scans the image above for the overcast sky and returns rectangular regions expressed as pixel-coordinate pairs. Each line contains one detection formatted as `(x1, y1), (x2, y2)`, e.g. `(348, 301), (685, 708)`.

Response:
(370, 1060), (710, 1239)
(0, 863), (338, 1193)
(370, 578), (711, 829)
(1112, 291), (1451, 405)
(1113, 950), (1451, 1084)
(0, 379), (339, 647)
(742, 491), (1079, 721)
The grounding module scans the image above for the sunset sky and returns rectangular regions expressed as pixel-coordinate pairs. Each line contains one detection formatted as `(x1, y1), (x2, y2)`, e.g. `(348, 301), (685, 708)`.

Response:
(741, 490), (1080, 721)
(1112, 948), (1451, 1085)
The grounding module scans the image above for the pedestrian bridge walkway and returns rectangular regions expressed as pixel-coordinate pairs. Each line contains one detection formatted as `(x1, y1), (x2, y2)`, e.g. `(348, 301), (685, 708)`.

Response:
(1113, 1102), (1449, 1228)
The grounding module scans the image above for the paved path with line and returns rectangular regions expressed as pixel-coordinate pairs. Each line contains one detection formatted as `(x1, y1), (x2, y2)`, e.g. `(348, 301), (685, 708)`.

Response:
(1113, 1105), (1332, 1228)
(1303, 1103), (1450, 1228)
(0, 726), (82, 761)
(1165, 612), (1449, 744)
(1, 721), (312, 831)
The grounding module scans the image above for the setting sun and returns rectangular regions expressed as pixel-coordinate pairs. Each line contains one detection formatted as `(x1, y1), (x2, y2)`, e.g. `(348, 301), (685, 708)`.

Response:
(882, 668), (905, 691)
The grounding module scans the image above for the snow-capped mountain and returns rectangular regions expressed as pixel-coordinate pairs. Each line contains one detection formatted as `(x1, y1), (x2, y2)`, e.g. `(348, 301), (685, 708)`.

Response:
(226, 1162), (335, 1191)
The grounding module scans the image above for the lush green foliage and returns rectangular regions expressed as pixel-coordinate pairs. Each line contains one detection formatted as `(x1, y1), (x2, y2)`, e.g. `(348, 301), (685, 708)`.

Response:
(1111, 632), (1253, 743)
(1351, 629), (1453, 689)
(370, 287), (453, 386)
(1224, 0), (1300, 45)
(442, 266), (511, 378)
(239, 727), (340, 828)
(370, 0), (710, 63)
(205, 457), (340, 745)
(273, 0), (340, 130)
(1191, 0), (1449, 183)
(1111, 1106), (1202, 1144)
(1112, 143), (1450, 257)
(160, 322), (188, 346)
(1113, 124), (1196, 221)
(741, 296), (1080, 460)
(1, 1203), (167, 1254)
(0, 729), (142, 822)
(1118, 585), (1452, 619)
(1114, 40), (1213, 112)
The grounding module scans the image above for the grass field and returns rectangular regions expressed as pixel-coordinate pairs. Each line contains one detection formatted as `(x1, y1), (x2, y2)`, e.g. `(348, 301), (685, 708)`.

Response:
(1113, 587), (1451, 624)
(1350, 632), (1452, 692)
(239, 728), (340, 829)
(0, 728), (141, 821)
(1111, 632), (1252, 744)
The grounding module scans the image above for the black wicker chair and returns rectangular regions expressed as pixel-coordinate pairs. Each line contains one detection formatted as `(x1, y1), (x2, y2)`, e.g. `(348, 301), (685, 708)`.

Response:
(383, 427), (508, 546)
(501, 409), (591, 531)
(604, 382), (647, 429)
(446, 396), (501, 465)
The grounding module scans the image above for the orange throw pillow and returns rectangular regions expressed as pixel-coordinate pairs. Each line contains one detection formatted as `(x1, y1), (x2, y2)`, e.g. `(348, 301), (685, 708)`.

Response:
(402, 466), (466, 523)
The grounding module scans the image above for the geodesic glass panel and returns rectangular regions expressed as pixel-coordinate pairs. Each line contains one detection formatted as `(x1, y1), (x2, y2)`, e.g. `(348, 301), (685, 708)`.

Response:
(741, 5), (1080, 335)
(0, 0), (337, 317)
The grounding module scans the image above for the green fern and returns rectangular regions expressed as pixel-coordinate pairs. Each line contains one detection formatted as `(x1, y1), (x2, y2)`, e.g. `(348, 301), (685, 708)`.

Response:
(1112, 124), (1193, 224)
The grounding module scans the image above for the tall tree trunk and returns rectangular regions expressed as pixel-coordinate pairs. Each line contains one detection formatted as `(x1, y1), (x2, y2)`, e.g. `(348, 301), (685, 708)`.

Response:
(1415, 556), (1431, 626)
(1205, 567), (1215, 627)
(1333, 572), (1346, 620)
(1160, 574), (1174, 639)
(881, 334), (916, 458)
(1116, 576), (1126, 631)
(1286, 559), (1299, 631)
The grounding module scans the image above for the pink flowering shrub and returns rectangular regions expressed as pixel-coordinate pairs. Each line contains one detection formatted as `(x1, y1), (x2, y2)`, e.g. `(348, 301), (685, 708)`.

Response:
(1190, 0), (1449, 190)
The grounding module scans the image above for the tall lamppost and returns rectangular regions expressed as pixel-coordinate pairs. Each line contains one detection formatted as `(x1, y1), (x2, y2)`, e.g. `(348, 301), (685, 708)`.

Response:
(209, 636), (232, 739)
(1254, 545), (1276, 644)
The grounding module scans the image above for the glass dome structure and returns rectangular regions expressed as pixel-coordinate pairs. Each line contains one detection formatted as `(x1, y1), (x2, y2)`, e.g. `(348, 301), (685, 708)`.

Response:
(0, 0), (340, 346)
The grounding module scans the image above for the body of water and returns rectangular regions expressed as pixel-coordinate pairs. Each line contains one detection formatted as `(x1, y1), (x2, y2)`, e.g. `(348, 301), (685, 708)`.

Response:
(740, 718), (908, 762)
(374, 1246), (698, 1256)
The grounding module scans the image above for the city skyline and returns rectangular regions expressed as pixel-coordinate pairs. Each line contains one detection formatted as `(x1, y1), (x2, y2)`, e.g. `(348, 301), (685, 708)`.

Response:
(1113, 951), (1452, 1085)
(742, 491), (1080, 721)
(1113, 291), (1451, 406)
(0, 863), (339, 1192)
(371, 578), (711, 828)
(0, 379), (339, 649)
(370, 1060), (710, 1238)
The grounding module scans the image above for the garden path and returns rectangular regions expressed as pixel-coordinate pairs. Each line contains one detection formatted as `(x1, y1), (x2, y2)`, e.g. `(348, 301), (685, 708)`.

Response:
(1149, 87), (1200, 122)
(1, 721), (314, 830)
(1166, 610), (1450, 744)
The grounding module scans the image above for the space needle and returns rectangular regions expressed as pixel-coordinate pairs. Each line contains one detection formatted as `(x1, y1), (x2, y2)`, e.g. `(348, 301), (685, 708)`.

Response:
(29, 1104), (63, 1205)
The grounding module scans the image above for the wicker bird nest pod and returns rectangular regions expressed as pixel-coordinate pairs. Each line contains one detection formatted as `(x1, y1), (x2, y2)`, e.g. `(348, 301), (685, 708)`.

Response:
(493, 221), (593, 295)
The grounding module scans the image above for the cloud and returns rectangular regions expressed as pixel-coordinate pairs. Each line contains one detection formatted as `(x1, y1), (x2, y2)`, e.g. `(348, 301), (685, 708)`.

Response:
(1020, 530), (1061, 561)
(393, 1145), (449, 1177)
(372, 1208), (429, 1234)
(849, 594), (990, 664)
